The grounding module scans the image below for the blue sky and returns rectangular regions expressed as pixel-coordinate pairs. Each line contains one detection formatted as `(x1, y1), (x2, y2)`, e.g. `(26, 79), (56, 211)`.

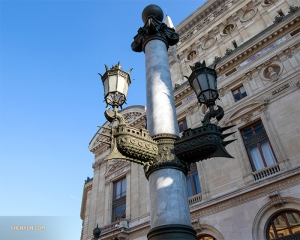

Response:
(0, 0), (205, 239)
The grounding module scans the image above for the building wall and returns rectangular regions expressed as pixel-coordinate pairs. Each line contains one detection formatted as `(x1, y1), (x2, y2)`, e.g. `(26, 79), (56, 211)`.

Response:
(81, 0), (300, 239)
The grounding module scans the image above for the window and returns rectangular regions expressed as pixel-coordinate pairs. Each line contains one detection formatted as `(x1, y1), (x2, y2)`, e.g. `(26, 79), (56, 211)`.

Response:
(241, 121), (276, 171)
(186, 163), (201, 198)
(198, 235), (216, 240)
(232, 86), (247, 101)
(112, 178), (126, 221)
(267, 210), (300, 239)
(178, 118), (188, 132)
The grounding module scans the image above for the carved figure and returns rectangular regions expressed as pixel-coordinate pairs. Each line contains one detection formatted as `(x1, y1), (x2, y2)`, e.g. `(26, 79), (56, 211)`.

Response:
(268, 66), (279, 81)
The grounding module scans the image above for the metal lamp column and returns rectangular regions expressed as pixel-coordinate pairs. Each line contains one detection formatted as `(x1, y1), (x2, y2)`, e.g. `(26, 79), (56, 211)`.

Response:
(131, 5), (196, 240)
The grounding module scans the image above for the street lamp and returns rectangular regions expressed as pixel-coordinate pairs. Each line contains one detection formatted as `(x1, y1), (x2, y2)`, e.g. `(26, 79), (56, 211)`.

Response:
(98, 62), (132, 110)
(187, 61), (218, 107)
(98, 4), (236, 240)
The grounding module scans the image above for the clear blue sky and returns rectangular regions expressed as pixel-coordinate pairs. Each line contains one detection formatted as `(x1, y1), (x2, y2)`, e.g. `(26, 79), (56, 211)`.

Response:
(0, 0), (205, 239)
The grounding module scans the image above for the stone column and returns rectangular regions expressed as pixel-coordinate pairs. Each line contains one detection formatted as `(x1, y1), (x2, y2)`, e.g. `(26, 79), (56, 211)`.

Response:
(131, 4), (196, 240)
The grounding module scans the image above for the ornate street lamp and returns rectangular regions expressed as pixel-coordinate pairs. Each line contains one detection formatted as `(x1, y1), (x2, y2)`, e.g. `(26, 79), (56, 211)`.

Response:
(187, 61), (218, 107)
(98, 62), (132, 110)
(98, 4), (236, 240)
(174, 61), (236, 164)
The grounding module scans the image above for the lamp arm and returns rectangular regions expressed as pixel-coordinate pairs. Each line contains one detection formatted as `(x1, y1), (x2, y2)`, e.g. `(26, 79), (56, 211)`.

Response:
(202, 105), (224, 126)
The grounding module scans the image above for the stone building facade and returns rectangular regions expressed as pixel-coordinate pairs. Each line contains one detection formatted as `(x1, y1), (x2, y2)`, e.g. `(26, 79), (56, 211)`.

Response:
(80, 0), (300, 239)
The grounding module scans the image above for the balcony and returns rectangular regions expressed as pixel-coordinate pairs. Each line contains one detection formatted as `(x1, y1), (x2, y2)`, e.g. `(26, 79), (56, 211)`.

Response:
(252, 163), (280, 181)
(188, 193), (202, 205)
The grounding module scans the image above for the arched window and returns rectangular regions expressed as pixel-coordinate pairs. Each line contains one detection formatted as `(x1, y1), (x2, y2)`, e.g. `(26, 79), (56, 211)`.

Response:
(198, 234), (216, 240)
(267, 210), (300, 239)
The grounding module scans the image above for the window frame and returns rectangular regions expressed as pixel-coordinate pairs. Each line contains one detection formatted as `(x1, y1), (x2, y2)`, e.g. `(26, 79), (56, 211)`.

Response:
(266, 210), (300, 240)
(112, 177), (126, 221)
(241, 121), (277, 171)
(186, 163), (201, 198)
(232, 85), (247, 102)
(178, 118), (188, 133)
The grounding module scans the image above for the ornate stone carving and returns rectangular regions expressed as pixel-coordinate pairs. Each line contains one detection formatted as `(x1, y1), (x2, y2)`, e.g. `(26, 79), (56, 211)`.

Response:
(242, 113), (253, 123)
(260, 61), (283, 82)
(244, 72), (253, 82)
(284, 48), (293, 58)
(268, 191), (284, 208)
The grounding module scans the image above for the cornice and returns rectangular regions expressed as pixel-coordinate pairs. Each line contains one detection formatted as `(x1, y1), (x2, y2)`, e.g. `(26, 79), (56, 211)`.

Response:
(176, 0), (229, 37)
(215, 11), (300, 75)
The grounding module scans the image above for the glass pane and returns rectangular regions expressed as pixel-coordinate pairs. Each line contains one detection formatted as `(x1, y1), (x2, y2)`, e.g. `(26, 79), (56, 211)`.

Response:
(121, 203), (126, 217)
(115, 181), (121, 199)
(274, 215), (288, 231)
(108, 75), (117, 92)
(122, 178), (126, 197)
(192, 78), (201, 95)
(287, 212), (300, 225)
(261, 141), (276, 166)
(243, 128), (253, 138)
(291, 225), (300, 233)
(192, 172), (201, 194)
(249, 145), (265, 170)
(254, 123), (263, 133)
(207, 74), (215, 90)
(115, 205), (120, 218)
(198, 74), (208, 90)
(104, 78), (109, 95)
(233, 92), (241, 101)
(186, 176), (192, 198)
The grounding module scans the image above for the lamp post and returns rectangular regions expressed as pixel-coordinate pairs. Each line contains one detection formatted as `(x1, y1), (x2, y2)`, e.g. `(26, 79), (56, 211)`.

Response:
(98, 4), (235, 240)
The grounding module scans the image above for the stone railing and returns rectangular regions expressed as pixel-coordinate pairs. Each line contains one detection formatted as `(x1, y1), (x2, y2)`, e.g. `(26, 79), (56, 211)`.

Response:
(101, 220), (120, 234)
(188, 193), (202, 205)
(252, 164), (280, 181)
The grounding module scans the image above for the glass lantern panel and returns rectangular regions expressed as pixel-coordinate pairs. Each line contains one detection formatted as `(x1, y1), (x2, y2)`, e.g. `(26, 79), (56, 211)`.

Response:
(103, 78), (109, 96)
(192, 78), (201, 95)
(116, 76), (126, 95)
(108, 75), (117, 92)
(123, 80), (129, 96)
(198, 74), (208, 91)
(207, 73), (216, 90)
(201, 90), (212, 102)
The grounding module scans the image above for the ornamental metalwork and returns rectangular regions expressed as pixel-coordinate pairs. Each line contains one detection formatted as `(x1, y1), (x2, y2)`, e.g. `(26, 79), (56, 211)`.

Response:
(131, 6), (179, 52)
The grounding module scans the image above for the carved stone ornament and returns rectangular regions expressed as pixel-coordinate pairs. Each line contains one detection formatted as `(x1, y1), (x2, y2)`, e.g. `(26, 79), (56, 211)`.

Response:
(268, 191), (284, 208)
(202, 37), (216, 50)
(260, 62), (283, 82)
(131, 9), (179, 52)
(222, 24), (235, 35)
(241, 8), (257, 22)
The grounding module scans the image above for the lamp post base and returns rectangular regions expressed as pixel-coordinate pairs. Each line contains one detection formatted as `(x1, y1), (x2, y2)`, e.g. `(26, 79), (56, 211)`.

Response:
(147, 224), (196, 240)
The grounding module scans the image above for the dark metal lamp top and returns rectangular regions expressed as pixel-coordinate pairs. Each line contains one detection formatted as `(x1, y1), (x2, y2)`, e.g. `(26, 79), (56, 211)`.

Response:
(142, 4), (164, 23)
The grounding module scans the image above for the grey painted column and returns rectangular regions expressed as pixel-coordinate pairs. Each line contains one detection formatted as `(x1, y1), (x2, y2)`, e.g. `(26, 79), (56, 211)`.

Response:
(145, 40), (179, 137)
(131, 5), (196, 240)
